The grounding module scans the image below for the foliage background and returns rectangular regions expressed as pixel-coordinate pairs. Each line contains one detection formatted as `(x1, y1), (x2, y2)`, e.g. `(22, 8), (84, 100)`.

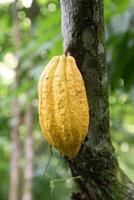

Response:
(0, 0), (134, 199)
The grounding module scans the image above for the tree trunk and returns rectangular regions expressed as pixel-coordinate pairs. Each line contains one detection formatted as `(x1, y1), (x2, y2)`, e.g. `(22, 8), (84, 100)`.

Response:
(22, 105), (34, 200)
(9, 94), (20, 200)
(9, 1), (20, 200)
(60, 0), (134, 199)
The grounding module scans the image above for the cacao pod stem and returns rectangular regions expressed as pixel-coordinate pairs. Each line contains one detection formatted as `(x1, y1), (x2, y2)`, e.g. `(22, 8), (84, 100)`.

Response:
(64, 45), (71, 56)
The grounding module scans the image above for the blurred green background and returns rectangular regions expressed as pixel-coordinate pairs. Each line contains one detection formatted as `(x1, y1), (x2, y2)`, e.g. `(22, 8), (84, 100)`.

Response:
(0, 0), (134, 200)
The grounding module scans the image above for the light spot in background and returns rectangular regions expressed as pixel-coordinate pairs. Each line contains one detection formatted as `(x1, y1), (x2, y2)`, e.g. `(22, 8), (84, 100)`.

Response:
(4, 52), (18, 69)
(23, 17), (31, 28)
(0, 64), (15, 82)
(48, 3), (56, 12)
(120, 142), (129, 152)
(124, 124), (134, 134)
(0, 52), (18, 83)
(119, 93), (128, 104)
(18, 10), (26, 20)
(66, 179), (70, 183)
(21, 0), (33, 8)
(0, 0), (14, 4)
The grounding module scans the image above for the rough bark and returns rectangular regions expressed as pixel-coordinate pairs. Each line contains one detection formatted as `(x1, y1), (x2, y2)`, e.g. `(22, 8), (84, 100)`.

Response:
(22, 105), (34, 200)
(60, 0), (134, 199)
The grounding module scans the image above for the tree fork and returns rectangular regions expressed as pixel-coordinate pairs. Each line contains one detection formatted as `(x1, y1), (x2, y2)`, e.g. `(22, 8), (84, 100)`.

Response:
(60, 0), (134, 199)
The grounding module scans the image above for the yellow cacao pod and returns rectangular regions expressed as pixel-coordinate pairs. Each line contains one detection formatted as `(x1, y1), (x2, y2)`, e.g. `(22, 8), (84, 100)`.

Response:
(38, 55), (89, 158)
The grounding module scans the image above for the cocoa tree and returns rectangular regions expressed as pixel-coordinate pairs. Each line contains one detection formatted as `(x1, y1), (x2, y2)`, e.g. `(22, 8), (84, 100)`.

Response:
(60, 0), (134, 199)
